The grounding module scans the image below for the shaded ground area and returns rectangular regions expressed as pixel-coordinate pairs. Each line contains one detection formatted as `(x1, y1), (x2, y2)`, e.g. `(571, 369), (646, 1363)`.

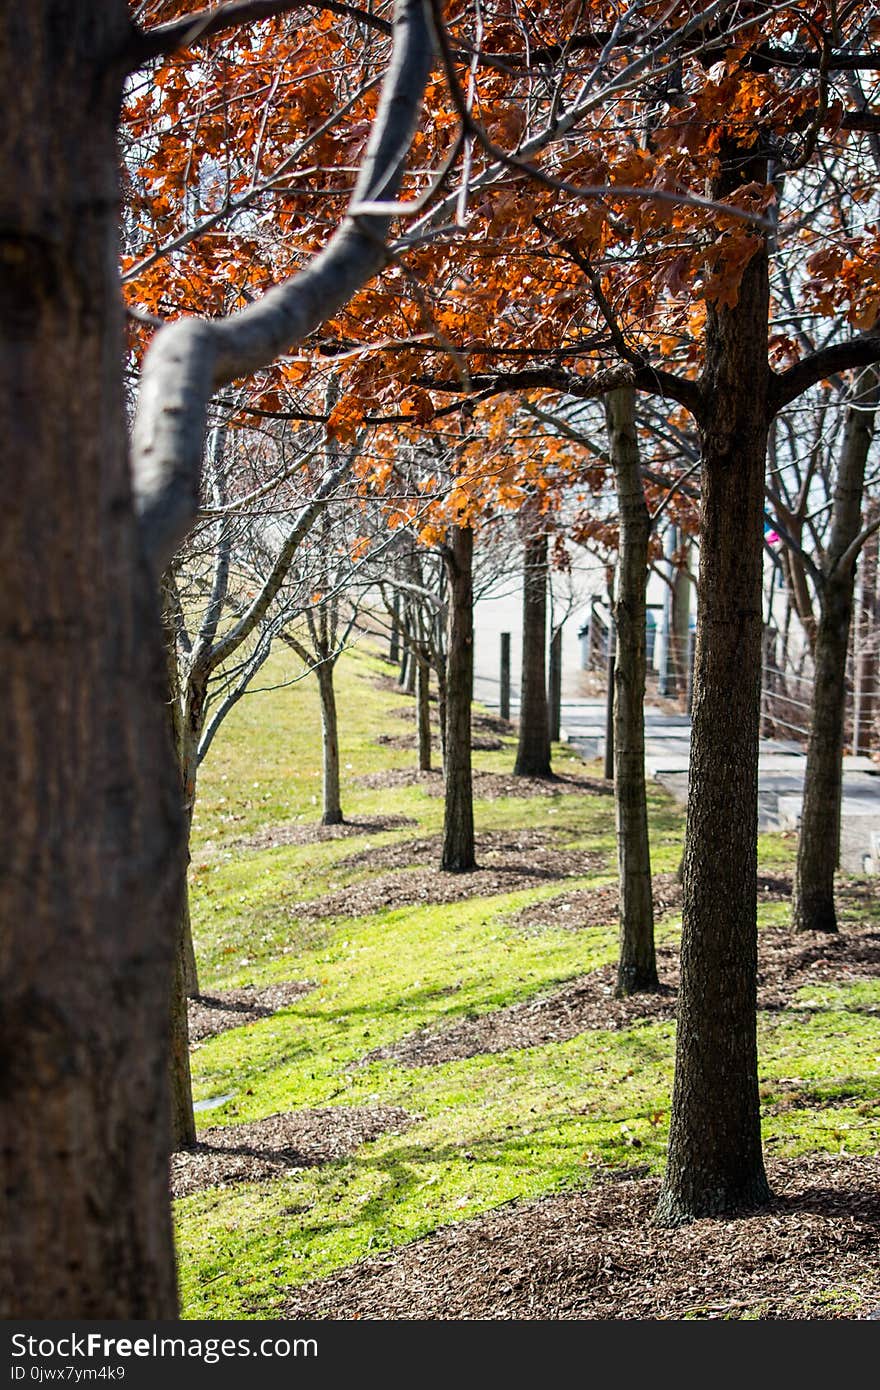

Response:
(196, 813), (418, 863)
(189, 980), (315, 1046)
(362, 952), (680, 1067)
(284, 1155), (880, 1319)
(363, 919), (880, 1068)
(291, 830), (606, 921)
(172, 1105), (412, 1199)
(354, 767), (614, 799)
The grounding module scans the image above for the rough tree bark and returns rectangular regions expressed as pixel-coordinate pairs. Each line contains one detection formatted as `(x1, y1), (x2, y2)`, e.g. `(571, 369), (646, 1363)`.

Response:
(605, 386), (658, 996)
(0, 2), (183, 1316)
(514, 527), (552, 777)
(442, 526), (476, 871)
(655, 152), (773, 1224)
(162, 637), (199, 1149)
(792, 371), (879, 932)
(0, 0), (433, 1316)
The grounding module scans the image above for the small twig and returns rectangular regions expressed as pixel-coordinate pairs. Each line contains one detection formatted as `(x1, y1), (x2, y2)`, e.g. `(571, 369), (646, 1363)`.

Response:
(649, 457), (702, 524)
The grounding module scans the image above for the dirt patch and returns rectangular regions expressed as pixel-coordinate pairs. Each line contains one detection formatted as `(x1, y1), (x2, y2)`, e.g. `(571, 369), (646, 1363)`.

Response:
(353, 767), (613, 799)
(196, 813), (418, 862)
(363, 917), (879, 1068)
(372, 673), (414, 695)
(189, 980), (315, 1046)
(335, 828), (575, 874)
(389, 706), (439, 723)
(838, 878), (880, 918)
(172, 1105), (412, 1199)
(283, 1154), (880, 1319)
(510, 872), (790, 934)
(374, 733), (504, 753)
(757, 919), (880, 1010)
(390, 706), (513, 738)
(291, 831), (606, 922)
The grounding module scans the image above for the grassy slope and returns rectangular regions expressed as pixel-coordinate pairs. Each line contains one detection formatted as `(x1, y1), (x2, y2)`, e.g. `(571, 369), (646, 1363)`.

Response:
(177, 639), (879, 1317)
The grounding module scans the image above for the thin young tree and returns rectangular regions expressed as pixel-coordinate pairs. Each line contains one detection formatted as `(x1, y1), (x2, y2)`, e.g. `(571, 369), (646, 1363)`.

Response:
(792, 369), (880, 932)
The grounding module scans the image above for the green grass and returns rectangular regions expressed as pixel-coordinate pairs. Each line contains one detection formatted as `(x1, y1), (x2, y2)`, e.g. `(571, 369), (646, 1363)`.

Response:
(176, 639), (880, 1317)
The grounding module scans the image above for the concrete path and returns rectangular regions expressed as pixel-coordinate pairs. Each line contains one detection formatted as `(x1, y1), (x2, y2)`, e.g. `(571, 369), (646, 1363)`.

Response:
(474, 675), (880, 874)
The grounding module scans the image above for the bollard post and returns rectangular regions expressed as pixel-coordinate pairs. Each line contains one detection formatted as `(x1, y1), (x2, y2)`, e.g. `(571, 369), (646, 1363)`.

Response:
(500, 631), (511, 722)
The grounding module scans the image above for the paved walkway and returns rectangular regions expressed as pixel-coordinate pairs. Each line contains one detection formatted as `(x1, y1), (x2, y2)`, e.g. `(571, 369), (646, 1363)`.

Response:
(474, 676), (880, 874)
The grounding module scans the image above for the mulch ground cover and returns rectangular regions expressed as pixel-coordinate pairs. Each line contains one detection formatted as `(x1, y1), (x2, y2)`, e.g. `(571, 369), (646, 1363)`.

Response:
(188, 980), (315, 1045)
(362, 913), (880, 1068)
(283, 1154), (880, 1319)
(510, 871), (793, 934)
(290, 830), (606, 921)
(172, 1105), (413, 1198)
(354, 767), (614, 799)
(374, 732), (504, 752)
(195, 813), (418, 863)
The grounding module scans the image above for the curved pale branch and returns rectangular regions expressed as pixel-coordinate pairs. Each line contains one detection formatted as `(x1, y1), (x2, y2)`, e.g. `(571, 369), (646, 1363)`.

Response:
(132, 0), (434, 576)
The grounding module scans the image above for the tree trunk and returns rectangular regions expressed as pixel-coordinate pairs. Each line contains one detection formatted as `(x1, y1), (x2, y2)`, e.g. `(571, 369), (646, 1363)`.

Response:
(655, 159), (772, 1224)
(0, 4), (180, 1315)
(780, 537), (818, 655)
(853, 502), (879, 755)
(603, 616), (616, 782)
(671, 542), (691, 701)
(434, 658), (448, 771)
(442, 526), (476, 871)
(659, 526), (678, 697)
(416, 649), (432, 772)
(793, 373), (878, 932)
(606, 386), (658, 996)
(170, 901), (197, 1150)
(161, 583), (200, 1000)
(405, 645), (417, 694)
(167, 793), (197, 1149)
(181, 889), (200, 996)
(317, 661), (344, 825)
(389, 590), (401, 665)
(548, 626), (563, 743)
(514, 529), (552, 777)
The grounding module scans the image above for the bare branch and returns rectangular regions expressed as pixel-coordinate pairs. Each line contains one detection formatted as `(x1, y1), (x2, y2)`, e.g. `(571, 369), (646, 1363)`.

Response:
(132, 0), (435, 577)
(203, 448), (356, 675)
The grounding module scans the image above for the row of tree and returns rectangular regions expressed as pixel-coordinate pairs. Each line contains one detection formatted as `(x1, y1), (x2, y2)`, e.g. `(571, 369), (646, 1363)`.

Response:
(4, 0), (880, 1314)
